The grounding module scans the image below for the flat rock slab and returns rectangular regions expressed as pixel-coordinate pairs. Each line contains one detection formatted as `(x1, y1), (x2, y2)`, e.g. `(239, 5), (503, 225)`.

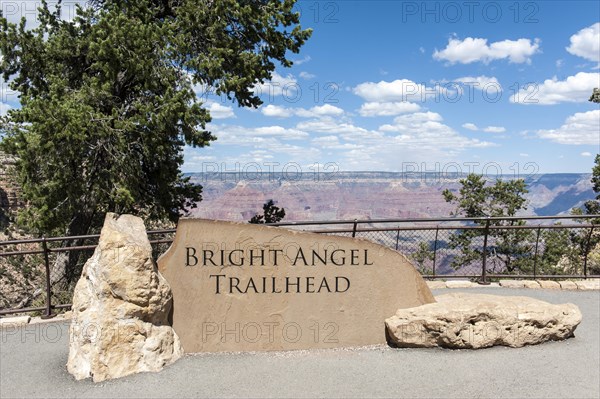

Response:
(385, 293), (582, 349)
(522, 280), (541, 289)
(499, 280), (526, 288)
(538, 280), (561, 290)
(576, 280), (600, 290)
(559, 281), (579, 290)
(426, 281), (447, 290)
(158, 219), (434, 352)
(445, 280), (474, 288)
(0, 316), (30, 328)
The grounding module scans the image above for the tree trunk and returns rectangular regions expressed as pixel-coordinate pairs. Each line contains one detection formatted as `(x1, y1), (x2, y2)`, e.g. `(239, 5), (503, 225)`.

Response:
(49, 212), (96, 289)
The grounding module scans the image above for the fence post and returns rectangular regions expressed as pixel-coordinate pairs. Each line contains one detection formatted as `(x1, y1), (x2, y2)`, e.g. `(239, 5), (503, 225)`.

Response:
(394, 227), (400, 251)
(352, 219), (358, 238)
(479, 218), (491, 285)
(583, 225), (595, 279)
(533, 225), (542, 279)
(432, 226), (439, 277)
(41, 237), (55, 319)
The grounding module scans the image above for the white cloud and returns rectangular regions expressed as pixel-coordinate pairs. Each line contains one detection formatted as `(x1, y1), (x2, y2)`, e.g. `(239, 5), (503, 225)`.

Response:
(261, 104), (294, 118)
(453, 75), (500, 89)
(296, 118), (384, 142)
(461, 123), (505, 133)
(205, 100), (235, 119)
(0, 102), (11, 117)
(358, 101), (420, 117)
(510, 72), (600, 105)
(208, 123), (309, 146)
(378, 112), (494, 149)
(261, 104), (344, 118)
(537, 110), (600, 145)
(520, 153), (529, 157)
(310, 135), (363, 150)
(581, 151), (593, 157)
(566, 23), (600, 64)
(299, 71), (316, 80)
(433, 37), (540, 64)
(296, 104), (344, 118)
(293, 55), (312, 65)
(353, 79), (447, 102)
(483, 126), (506, 133)
(295, 112), (496, 170)
(253, 72), (298, 97)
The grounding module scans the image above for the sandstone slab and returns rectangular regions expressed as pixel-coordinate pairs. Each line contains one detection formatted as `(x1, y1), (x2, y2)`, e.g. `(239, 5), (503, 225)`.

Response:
(445, 280), (474, 289)
(538, 280), (561, 290)
(499, 280), (526, 288)
(0, 315), (30, 328)
(158, 219), (434, 352)
(385, 293), (582, 349)
(426, 281), (447, 290)
(575, 280), (600, 290)
(522, 280), (541, 289)
(67, 214), (182, 383)
(559, 281), (578, 290)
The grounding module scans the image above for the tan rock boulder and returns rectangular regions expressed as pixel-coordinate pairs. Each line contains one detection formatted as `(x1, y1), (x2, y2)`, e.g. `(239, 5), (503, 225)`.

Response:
(67, 213), (182, 382)
(426, 281), (447, 290)
(538, 280), (561, 290)
(576, 280), (600, 290)
(445, 280), (473, 288)
(559, 280), (578, 290)
(385, 293), (581, 349)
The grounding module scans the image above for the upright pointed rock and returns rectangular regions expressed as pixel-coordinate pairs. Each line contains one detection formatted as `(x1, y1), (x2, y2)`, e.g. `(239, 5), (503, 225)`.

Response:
(67, 213), (182, 382)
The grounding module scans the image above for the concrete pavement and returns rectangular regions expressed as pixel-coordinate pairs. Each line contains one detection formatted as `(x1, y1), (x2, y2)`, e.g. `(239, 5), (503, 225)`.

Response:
(1, 288), (599, 398)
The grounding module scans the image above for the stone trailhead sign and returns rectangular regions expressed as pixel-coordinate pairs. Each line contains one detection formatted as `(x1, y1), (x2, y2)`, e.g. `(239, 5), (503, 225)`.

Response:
(158, 219), (435, 352)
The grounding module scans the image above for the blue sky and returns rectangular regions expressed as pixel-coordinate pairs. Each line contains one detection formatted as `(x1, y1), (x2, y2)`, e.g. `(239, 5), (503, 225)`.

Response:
(1, 1), (599, 175)
(188, 0), (600, 175)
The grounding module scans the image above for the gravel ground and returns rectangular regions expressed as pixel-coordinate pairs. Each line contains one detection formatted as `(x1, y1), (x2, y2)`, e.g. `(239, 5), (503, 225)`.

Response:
(1, 288), (599, 399)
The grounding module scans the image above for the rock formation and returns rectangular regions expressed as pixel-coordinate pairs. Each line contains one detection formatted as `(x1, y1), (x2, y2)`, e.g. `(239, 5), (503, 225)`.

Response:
(385, 293), (582, 349)
(67, 213), (182, 382)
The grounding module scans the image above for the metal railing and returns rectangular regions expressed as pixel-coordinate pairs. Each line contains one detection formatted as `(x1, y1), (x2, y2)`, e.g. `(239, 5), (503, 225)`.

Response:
(1, 215), (599, 317)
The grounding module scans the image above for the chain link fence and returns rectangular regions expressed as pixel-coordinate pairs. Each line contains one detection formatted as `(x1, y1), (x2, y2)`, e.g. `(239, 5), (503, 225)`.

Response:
(1, 215), (599, 317)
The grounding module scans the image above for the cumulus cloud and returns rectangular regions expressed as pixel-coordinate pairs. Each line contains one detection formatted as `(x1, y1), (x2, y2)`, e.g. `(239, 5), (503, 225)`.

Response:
(299, 71), (316, 80)
(205, 100), (235, 119)
(581, 152), (593, 157)
(510, 72), (600, 105)
(296, 104), (344, 118)
(483, 126), (506, 133)
(353, 79), (447, 102)
(0, 102), (11, 117)
(253, 72), (299, 97)
(208, 123), (309, 146)
(378, 112), (494, 148)
(453, 75), (501, 89)
(261, 104), (294, 118)
(566, 23), (600, 64)
(261, 104), (344, 118)
(537, 110), (600, 145)
(461, 123), (505, 133)
(433, 37), (540, 64)
(296, 118), (384, 142)
(358, 101), (421, 117)
(293, 55), (312, 65)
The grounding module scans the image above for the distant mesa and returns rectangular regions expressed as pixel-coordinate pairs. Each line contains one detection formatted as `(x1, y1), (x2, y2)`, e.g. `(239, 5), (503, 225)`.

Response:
(188, 172), (593, 222)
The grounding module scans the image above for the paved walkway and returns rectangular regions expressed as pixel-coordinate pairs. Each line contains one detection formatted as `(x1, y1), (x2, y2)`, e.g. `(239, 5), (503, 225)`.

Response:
(1, 288), (599, 398)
